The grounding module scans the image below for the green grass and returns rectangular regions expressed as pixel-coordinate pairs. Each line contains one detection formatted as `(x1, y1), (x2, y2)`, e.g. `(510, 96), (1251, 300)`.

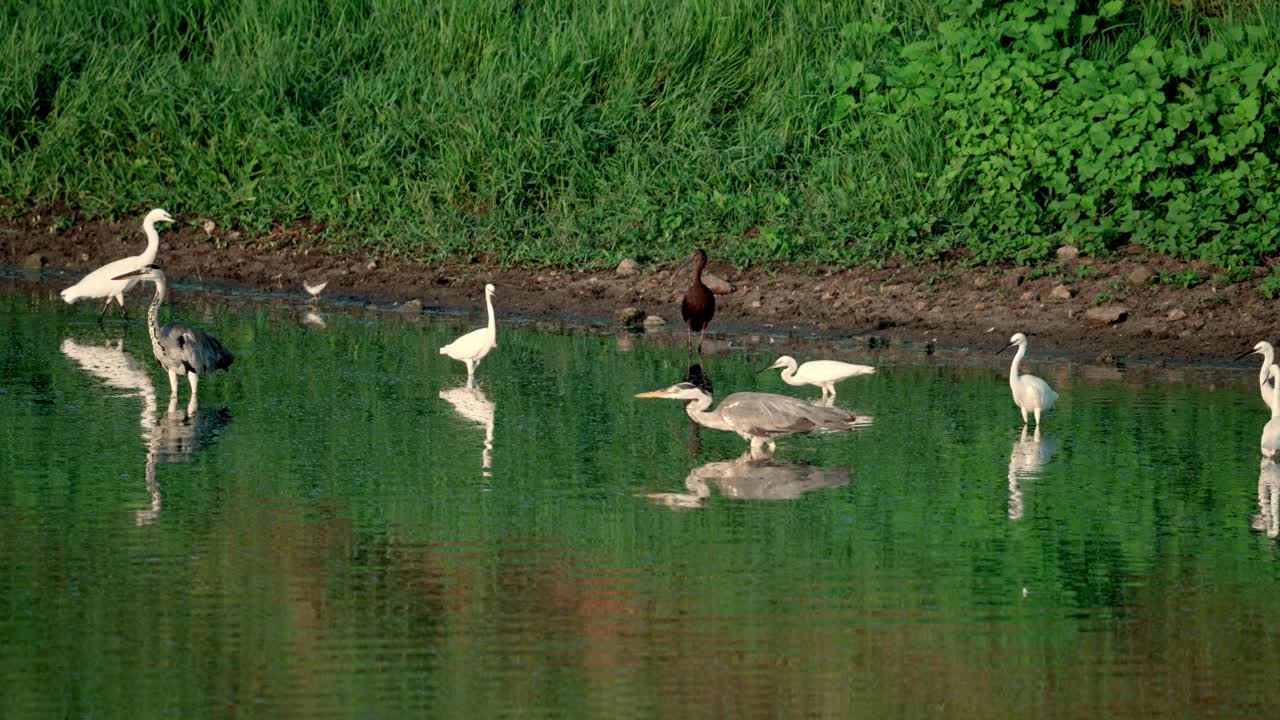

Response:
(1, 0), (1277, 270)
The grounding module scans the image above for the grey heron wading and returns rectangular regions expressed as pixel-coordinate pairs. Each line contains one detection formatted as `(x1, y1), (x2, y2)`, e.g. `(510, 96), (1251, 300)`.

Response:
(634, 382), (868, 457)
(61, 208), (174, 321)
(112, 264), (234, 407)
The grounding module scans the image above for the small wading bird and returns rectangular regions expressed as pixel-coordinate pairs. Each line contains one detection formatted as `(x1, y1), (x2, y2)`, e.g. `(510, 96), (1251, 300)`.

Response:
(675, 249), (715, 357)
(61, 208), (174, 321)
(112, 264), (234, 407)
(1235, 341), (1276, 411)
(634, 382), (868, 458)
(997, 332), (1058, 428)
(304, 279), (328, 303)
(439, 283), (496, 382)
(1263, 366), (1280, 459)
(761, 355), (876, 401)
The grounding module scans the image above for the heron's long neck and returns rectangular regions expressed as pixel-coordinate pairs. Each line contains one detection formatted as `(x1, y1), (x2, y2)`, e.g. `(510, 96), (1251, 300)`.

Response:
(1009, 344), (1027, 388)
(146, 279), (167, 346)
(139, 219), (161, 263)
(485, 293), (496, 336)
(1262, 350), (1275, 387)
(684, 394), (732, 431)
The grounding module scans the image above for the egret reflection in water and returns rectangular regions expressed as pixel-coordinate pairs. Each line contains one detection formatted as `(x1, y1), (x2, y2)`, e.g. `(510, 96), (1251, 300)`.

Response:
(439, 382), (495, 477)
(1254, 459), (1280, 538)
(643, 452), (852, 510)
(1007, 426), (1058, 521)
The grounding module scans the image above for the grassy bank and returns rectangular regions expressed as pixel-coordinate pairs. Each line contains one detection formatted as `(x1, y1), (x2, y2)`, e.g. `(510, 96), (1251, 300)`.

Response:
(2, 0), (1278, 271)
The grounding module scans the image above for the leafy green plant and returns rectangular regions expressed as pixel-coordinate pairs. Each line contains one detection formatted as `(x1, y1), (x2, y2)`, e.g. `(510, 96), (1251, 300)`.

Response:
(1160, 271), (1206, 289)
(1257, 270), (1280, 300)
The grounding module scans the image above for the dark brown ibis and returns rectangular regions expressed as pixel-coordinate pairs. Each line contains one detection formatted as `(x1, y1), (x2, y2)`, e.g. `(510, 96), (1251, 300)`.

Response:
(676, 249), (715, 357)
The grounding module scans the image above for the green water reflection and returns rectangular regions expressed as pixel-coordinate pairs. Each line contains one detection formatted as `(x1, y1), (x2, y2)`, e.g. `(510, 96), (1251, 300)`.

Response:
(2, 284), (1279, 719)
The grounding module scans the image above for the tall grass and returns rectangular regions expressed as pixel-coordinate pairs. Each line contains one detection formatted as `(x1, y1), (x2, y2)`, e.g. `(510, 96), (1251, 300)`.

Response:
(1, 0), (1276, 268)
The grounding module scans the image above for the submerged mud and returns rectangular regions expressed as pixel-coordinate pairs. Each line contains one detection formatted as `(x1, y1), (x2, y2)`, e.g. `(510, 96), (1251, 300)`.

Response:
(2, 212), (1270, 364)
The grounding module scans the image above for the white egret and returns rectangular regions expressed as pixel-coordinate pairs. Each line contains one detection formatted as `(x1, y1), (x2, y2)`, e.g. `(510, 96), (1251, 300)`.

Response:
(1263, 366), (1280, 459)
(761, 355), (875, 400)
(634, 382), (870, 457)
(997, 332), (1058, 428)
(61, 208), (174, 321)
(1234, 341), (1276, 411)
(439, 283), (496, 381)
(112, 264), (234, 408)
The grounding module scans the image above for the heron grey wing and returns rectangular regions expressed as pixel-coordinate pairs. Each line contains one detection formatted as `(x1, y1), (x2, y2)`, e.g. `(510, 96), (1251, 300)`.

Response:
(161, 323), (235, 374)
(719, 393), (823, 437)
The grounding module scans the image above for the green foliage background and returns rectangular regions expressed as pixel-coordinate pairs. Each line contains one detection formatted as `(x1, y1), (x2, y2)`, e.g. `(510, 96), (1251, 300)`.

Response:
(2, 0), (1278, 269)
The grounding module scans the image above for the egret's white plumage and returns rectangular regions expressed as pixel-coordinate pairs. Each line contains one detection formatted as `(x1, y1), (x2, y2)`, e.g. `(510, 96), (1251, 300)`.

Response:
(763, 355), (875, 399)
(61, 209), (174, 319)
(999, 332), (1058, 427)
(112, 264), (235, 408)
(634, 382), (869, 457)
(439, 283), (497, 381)
(1262, 366), (1280, 459)
(1237, 341), (1276, 411)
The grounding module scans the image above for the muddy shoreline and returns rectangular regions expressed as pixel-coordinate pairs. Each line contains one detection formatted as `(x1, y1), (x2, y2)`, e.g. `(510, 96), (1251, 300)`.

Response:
(2, 212), (1270, 364)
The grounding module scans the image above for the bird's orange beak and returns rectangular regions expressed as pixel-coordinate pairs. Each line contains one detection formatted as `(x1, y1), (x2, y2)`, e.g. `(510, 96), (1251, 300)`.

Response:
(634, 390), (669, 399)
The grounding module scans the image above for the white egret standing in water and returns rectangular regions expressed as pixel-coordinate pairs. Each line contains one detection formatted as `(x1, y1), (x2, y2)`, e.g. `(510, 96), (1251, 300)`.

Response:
(997, 332), (1058, 428)
(61, 208), (174, 321)
(634, 382), (869, 458)
(113, 264), (235, 408)
(439, 284), (496, 382)
(1263, 366), (1280, 459)
(1235, 341), (1276, 411)
(761, 355), (875, 400)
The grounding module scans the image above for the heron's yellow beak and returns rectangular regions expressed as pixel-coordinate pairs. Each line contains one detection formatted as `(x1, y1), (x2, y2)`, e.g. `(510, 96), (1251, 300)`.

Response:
(633, 390), (670, 399)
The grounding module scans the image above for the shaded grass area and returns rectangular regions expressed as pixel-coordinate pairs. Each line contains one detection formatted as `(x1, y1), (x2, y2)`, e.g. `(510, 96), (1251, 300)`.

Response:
(1, 1), (1276, 270)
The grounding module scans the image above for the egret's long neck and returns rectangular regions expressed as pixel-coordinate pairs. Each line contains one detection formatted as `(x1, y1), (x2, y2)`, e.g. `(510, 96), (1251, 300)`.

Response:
(683, 394), (732, 431)
(139, 219), (161, 263)
(146, 279), (167, 346)
(1262, 349), (1275, 387)
(779, 362), (800, 385)
(485, 292), (496, 336)
(1009, 343), (1027, 388)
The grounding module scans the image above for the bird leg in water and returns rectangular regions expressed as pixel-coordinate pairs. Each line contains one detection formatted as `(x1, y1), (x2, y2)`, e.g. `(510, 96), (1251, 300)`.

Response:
(97, 298), (113, 324)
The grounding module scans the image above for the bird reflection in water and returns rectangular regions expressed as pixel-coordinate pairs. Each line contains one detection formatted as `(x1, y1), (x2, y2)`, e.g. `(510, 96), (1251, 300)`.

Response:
(438, 381), (495, 477)
(1006, 426), (1058, 521)
(1254, 459), (1280, 538)
(643, 453), (852, 510)
(60, 337), (231, 526)
(302, 311), (327, 330)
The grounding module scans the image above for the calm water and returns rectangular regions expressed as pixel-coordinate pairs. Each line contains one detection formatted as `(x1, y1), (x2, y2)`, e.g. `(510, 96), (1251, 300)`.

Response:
(3, 277), (1279, 719)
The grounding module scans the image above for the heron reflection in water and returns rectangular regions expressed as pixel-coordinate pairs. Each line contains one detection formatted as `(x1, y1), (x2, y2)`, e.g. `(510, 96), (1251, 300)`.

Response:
(60, 337), (231, 525)
(643, 453), (852, 510)
(439, 381), (495, 477)
(1006, 426), (1058, 521)
(1255, 459), (1280, 539)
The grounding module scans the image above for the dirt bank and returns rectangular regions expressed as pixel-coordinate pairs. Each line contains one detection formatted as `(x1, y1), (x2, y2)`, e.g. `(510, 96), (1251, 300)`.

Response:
(2, 211), (1271, 364)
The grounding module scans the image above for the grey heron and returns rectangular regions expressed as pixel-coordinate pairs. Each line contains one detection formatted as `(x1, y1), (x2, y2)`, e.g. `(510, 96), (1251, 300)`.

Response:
(997, 332), (1058, 428)
(112, 264), (235, 407)
(439, 283), (496, 381)
(761, 355), (876, 400)
(61, 208), (174, 321)
(634, 382), (868, 457)
(1235, 341), (1277, 411)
